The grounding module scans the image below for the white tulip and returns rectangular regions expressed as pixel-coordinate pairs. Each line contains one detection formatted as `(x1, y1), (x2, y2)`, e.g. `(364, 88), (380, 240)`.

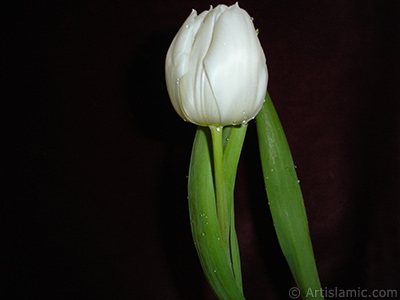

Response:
(165, 3), (268, 127)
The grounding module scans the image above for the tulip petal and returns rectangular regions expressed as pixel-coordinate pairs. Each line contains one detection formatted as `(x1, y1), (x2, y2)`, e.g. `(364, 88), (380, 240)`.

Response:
(180, 7), (228, 125)
(165, 10), (199, 120)
(204, 4), (268, 125)
(166, 3), (268, 127)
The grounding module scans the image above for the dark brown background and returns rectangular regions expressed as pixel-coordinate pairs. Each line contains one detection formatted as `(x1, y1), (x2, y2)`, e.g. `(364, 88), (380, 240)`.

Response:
(5, 1), (399, 299)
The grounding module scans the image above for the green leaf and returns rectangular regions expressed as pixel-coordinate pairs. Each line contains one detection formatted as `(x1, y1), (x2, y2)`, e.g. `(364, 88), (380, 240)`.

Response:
(188, 126), (245, 300)
(256, 92), (324, 299)
(222, 125), (247, 291)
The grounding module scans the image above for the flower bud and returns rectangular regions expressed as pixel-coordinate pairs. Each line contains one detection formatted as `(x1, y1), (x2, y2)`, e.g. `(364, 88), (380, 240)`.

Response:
(165, 3), (268, 126)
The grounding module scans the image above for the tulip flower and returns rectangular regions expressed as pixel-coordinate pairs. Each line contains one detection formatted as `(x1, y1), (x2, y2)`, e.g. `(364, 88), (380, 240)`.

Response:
(165, 3), (323, 300)
(165, 3), (268, 126)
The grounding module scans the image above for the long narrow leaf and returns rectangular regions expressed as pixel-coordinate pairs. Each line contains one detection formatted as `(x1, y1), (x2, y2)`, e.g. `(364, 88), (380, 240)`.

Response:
(188, 126), (245, 300)
(222, 125), (247, 291)
(256, 92), (324, 299)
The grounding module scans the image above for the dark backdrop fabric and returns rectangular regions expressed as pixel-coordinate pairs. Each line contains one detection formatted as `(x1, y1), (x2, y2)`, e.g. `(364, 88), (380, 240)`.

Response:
(5, 1), (399, 299)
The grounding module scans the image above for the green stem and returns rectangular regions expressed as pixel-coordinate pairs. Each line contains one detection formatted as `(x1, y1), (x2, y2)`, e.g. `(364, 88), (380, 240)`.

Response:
(188, 127), (245, 300)
(210, 125), (230, 261)
(223, 125), (247, 291)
